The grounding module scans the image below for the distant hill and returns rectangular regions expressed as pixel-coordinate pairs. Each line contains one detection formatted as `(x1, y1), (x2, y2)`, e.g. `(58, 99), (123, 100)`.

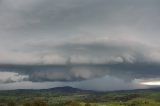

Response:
(47, 86), (95, 93)
(109, 87), (160, 93)
(1, 86), (160, 96)
(0, 86), (97, 96)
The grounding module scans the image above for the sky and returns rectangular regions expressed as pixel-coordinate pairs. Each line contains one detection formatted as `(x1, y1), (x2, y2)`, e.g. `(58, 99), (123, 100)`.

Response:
(0, 0), (160, 91)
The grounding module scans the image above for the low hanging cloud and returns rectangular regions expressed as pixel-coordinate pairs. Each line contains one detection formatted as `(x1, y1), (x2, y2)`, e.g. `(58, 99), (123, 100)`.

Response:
(0, 71), (28, 83)
(0, 65), (109, 82)
(0, 62), (160, 84)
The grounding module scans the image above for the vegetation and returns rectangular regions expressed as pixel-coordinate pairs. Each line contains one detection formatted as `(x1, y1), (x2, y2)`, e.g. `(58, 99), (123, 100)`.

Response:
(0, 87), (160, 106)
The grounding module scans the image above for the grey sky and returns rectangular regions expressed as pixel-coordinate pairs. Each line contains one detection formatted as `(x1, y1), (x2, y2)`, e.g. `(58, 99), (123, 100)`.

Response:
(0, 0), (160, 90)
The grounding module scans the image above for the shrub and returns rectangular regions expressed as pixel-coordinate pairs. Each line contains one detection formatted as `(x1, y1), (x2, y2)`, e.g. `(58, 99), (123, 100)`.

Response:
(7, 101), (16, 106)
(85, 103), (91, 106)
(23, 102), (31, 106)
(69, 101), (81, 106)
(31, 99), (48, 106)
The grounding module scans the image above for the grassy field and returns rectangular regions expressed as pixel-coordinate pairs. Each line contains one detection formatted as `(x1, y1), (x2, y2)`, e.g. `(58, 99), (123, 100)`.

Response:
(0, 87), (160, 106)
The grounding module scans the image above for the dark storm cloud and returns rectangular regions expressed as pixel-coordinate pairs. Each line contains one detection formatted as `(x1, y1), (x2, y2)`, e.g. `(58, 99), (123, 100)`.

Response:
(0, 64), (109, 82)
(0, 0), (160, 90)
(0, 62), (160, 83)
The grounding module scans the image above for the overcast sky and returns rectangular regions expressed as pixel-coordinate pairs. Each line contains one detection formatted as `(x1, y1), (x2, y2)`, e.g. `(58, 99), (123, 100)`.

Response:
(0, 0), (160, 91)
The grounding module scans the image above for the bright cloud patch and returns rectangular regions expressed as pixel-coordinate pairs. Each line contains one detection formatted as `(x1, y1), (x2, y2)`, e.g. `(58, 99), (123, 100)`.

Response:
(141, 81), (160, 86)
(0, 72), (28, 83)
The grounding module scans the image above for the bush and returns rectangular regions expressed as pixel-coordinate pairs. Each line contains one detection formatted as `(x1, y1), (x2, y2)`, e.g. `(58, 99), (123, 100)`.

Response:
(85, 103), (91, 106)
(7, 101), (16, 106)
(23, 102), (31, 106)
(69, 101), (81, 106)
(31, 99), (48, 106)
(23, 99), (48, 106)
(0, 103), (7, 106)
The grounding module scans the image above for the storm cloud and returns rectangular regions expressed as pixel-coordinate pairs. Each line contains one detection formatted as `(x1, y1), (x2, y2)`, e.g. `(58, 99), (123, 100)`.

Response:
(0, 63), (160, 83)
(0, 0), (160, 90)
